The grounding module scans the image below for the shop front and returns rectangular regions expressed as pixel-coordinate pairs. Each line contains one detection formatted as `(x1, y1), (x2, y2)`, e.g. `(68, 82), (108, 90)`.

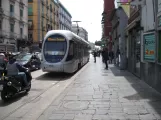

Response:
(128, 28), (141, 77)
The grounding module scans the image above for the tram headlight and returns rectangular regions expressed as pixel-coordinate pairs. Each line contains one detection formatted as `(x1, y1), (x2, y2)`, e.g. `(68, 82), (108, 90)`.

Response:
(7, 81), (12, 86)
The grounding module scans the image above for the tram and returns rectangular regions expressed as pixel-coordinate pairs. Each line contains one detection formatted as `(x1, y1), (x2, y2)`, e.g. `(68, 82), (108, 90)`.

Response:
(41, 30), (90, 73)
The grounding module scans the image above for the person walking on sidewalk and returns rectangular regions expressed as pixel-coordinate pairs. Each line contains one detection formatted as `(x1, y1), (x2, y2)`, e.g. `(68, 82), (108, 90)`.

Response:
(109, 51), (114, 64)
(103, 48), (109, 69)
(101, 49), (105, 63)
(93, 50), (97, 63)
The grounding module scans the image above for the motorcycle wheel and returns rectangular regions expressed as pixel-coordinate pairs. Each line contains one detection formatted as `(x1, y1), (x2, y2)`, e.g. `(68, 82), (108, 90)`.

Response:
(25, 83), (31, 93)
(1, 90), (10, 101)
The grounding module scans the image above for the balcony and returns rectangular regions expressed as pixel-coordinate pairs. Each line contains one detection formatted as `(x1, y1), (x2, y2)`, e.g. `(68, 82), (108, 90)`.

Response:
(0, 30), (5, 39)
(9, 12), (15, 23)
(42, 26), (46, 31)
(128, 9), (140, 24)
(42, 13), (45, 18)
(46, 14), (49, 20)
(10, 32), (16, 39)
(20, 16), (23, 21)
(47, 5), (50, 9)
(19, 35), (27, 40)
(50, 17), (53, 22)
(19, 0), (24, 7)
(41, 0), (45, 5)
(0, 7), (4, 18)
(50, 7), (53, 12)
(9, 0), (16, 4)
(28, 25), (34, 30)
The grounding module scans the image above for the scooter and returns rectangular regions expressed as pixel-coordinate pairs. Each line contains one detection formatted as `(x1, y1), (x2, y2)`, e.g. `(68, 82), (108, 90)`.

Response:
(0, 68), (32, 101)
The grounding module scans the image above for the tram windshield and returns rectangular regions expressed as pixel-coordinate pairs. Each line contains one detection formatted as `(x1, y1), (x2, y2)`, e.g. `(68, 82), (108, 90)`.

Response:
(43, 35), (67, 63)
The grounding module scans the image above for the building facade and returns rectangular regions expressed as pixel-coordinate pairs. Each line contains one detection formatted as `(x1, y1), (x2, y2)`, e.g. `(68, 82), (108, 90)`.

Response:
(0, 0), (28, 52)
(72, 25), (88, 41)
(122, 0), (161, 93)
(28, 0), (59, 51)
(59, 1), (72, 30)
(109, 7), (128, 70)
(101, 0), (115, 51)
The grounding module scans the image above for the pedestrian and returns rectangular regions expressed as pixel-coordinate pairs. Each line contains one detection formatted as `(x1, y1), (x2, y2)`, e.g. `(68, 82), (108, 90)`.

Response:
(101, 49), (105, 63)
(93, 50), (97, 63)
(109, 51), (114, 64)
(102, 48), (109, 69)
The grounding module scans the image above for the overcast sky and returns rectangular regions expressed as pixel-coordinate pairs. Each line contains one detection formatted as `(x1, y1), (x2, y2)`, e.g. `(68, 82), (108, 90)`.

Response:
(59, 0), (104, 43)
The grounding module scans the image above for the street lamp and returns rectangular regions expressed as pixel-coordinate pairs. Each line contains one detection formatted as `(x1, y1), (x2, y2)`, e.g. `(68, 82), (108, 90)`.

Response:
(72, 21), (81, 35)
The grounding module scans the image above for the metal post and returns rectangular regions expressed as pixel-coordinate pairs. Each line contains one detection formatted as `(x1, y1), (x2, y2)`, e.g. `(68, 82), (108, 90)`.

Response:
(72, 21), (81, 35)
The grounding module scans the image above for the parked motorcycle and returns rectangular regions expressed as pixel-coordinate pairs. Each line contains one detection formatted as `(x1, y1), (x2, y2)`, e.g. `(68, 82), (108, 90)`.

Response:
(0, 68), (32, 101)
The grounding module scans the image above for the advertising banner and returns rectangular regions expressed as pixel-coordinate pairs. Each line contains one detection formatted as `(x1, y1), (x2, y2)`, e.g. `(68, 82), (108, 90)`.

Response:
(143, 33), (155, 62)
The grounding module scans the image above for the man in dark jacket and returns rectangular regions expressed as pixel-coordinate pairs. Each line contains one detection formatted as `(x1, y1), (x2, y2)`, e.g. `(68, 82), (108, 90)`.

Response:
(6, 57), (28, 87)
(103, 48), (109, 69)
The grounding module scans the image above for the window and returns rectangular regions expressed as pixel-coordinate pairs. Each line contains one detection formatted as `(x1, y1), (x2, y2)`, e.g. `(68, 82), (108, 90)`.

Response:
(10, 23), (14, 32)
(28, 0), (33, 2)
(28, 4), (33, 15)
(20, 28), (23, 36)
(0, 0), (1, 7)
(42, 4), (44, 12)
(10, 4), (14, 16)
(28, 33), (33, 39)
(0, 21), (2, 30)
(20, 9), (23, 17)
(66, 41), (74, 61)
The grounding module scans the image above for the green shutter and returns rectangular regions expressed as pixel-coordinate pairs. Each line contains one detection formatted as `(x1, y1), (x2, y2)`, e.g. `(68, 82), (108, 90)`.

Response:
(28, 5), (33, 15)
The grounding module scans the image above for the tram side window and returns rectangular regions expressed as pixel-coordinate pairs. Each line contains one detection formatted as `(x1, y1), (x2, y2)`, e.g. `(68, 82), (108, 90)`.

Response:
(74, 42), (78, 58)
(66, 41), (74, 61)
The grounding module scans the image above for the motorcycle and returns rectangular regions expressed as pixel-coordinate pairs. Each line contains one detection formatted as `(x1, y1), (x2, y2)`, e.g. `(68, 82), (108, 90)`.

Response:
(0, 68), (32, 101)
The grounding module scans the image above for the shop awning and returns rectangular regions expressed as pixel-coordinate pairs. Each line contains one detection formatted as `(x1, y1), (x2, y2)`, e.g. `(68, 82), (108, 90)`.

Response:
(125, 16), (141, 32)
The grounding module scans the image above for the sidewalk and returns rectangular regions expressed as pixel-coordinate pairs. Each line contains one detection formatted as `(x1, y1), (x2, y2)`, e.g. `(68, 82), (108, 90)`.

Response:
(38, 56), (161, 120)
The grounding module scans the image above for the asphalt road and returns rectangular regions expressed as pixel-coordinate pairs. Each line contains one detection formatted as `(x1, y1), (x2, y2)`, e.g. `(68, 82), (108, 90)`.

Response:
(0, 68), (85, 120)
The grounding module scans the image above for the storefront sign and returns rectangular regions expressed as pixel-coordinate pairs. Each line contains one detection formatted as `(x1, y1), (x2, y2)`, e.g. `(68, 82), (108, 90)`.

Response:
(143, 33), (155, 62)
(158, 0), (161, 12)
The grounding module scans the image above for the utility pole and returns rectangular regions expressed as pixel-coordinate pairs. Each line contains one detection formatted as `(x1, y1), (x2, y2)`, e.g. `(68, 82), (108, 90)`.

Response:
(72, 21), (81, 35)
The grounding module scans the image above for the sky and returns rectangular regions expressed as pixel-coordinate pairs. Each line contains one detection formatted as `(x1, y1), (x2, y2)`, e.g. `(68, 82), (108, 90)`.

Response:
(59, 0), (104, 43)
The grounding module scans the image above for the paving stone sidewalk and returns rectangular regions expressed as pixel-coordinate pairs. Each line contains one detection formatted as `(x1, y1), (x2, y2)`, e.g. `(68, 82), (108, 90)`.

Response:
(38, 57), (161, 120)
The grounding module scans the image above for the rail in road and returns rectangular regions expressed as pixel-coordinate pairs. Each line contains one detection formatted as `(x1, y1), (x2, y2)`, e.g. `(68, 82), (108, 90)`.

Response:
(0, 63), (89, 120)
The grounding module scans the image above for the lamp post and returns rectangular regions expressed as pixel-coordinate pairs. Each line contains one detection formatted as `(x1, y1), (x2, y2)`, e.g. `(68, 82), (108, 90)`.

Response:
(72, 21), (81, 35)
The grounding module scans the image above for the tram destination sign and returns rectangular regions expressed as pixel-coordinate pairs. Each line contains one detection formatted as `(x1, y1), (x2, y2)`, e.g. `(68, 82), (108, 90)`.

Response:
(47, 37), (65, 41)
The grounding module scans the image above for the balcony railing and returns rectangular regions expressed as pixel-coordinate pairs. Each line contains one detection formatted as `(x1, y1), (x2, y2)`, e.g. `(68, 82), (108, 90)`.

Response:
(46, 14), (49, 20)
(50, 18), (52, 22)
(28, 25), (34, 30)
(10, 12), (15, 22)
(42, 26), (46, 31)
(19, 0), (24, 5)
(10, 32), (16, 38)
(20, 16), (23, 21)
(0, 7), (4, 14)
(42, 13), (45, 18)
(19, 35), (27, 40)
(10, 12), (15, 18)
(0, 30), (5, 39)
(128, 9), (140, 24)
(9, 0), (16, 4)
(41, 0), (45, 5)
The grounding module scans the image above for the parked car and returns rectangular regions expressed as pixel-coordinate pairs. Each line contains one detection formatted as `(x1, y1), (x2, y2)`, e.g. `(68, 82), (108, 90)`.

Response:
(16, 53), (41, 71)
